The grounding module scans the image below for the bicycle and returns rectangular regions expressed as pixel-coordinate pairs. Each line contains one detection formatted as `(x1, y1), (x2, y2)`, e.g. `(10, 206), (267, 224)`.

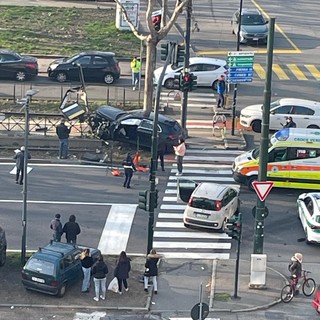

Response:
(281, 270), (316, 303)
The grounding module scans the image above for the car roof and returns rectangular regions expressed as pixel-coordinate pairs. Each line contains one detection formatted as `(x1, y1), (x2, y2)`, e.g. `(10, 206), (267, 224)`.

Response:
(308, 193), (320, 210)
(0, 49), (17, 54)
(192, 183), (229, 199)
(79, 51), (115, 57)
(189, 57), (226, 66)
(127, 109), (178, 125)
(277, 98), (320, 108)
(97, 105), (127, 121)
(31, 242), (78, 261)
(241, 8), (261, 15)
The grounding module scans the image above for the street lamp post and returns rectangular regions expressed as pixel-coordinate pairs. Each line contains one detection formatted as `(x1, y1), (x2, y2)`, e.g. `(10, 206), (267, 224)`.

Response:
(21, 89), (39, 265)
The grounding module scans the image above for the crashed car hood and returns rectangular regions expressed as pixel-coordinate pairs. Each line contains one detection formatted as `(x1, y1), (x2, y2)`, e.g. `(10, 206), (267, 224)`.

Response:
(96, 105), (127, 122)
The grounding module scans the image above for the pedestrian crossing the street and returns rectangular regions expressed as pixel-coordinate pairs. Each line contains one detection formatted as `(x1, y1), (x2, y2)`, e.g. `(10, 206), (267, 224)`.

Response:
(153, 147), (242, 260)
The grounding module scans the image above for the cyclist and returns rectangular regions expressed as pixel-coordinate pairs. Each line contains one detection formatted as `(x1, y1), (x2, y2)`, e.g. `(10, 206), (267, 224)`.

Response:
(289, 253), (303, 291)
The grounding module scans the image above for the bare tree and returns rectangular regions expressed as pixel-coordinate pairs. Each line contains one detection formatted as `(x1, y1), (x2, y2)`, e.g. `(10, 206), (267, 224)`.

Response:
(115, 0), (188, 113)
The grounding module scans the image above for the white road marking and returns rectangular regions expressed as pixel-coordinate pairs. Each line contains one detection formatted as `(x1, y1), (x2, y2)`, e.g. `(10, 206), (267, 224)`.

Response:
(156, 221), (186, 228)
(160, 252), (229, 259)
(163, 196), (179, 202)
(160, 204), (187, 210)
(171, 163), (231, 168)
(98, 204), (137, 255)
(0, 200), (131, 206)
(167, 182), (239, 188)
(154, 241), (231, 249)
(74, 312), (107, 320)
(169, 176), (234, 181)
(183, 156), (235, 162)
(154, 231), (230, 239)
(170, 169), (232, 174)
(158, 212), (184, 219)
(186, 149), (241, 154)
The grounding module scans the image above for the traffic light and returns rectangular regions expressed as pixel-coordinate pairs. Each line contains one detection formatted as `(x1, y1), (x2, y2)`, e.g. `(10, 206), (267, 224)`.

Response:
(180, 72), (191, 92)
(138, 190), (150, 211)
(189, 73), (197, 91)
(225, 214), (242, 240)
(176, 44), (185, 63)
(160, 43), (169, 61)
(152, 11), (161, 32)
(174, 74), (180, 89)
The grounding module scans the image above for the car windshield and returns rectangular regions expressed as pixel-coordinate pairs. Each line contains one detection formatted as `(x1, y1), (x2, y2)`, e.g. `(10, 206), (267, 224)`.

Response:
(191, 197), (217, 211)
(171, 64), (183, 71)
(25, 258), (55, 276)
(252, 148), (260, 159)
(241, 14), (265, 25)
(259, 100), (281, 111)
(66, 54), (80, 63)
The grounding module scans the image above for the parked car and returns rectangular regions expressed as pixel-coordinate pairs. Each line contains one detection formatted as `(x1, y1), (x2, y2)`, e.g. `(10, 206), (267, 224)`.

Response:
(21, 242), (100, 297)
(177, 179), (240, 231)
(231, 8), (268, 44)
(0, 226), (7, 266)
(0, 49), (38, 81)
(240, 98), (320, 133)
(297, 193), (320, 244)
(154, 57), (227, 90)
(89, 105), (187, 152)
(47, 51), (120, 84)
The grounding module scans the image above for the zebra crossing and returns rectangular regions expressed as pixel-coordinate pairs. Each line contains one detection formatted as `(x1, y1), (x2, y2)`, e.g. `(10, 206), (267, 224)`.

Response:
(153, 148), (242, 260)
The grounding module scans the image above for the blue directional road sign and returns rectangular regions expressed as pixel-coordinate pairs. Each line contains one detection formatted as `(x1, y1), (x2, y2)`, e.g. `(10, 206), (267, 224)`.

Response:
(226, 51), (255, 84)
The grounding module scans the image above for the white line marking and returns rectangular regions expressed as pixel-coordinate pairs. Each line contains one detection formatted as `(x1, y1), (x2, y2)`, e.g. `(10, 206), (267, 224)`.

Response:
(167, 182), (239, 188)
(0, 200), (134, 206)
(159, 252), (229, 260)
(158, 212), (184, 219)
(98, 204), (137, 255)
(186, 149), (241, 154)
(0, 163), (110, 169)
(156, 221), (185, 228)
(153, 241), (231, 249)
(160, 204), (186, 210)
(183, 156), (235, 162)
(171, 163), (231, 168)
(170, 169), (232, 174)
(165, 189), (178, 194)
(154, 231), (231, 239)
(163, 196), (179, 202)
(169, 176), (234, 181)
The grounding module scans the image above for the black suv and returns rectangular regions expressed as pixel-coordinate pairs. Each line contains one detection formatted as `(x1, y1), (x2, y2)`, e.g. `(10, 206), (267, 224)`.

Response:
(0, 49), (38, 81)
(47, 51), (121, 84)
(0, 226), (7, 266)
(21, 242), (100, 297)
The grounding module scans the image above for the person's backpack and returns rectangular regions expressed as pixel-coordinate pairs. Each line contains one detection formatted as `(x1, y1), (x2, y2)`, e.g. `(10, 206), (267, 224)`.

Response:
(288, 262), (293, 271)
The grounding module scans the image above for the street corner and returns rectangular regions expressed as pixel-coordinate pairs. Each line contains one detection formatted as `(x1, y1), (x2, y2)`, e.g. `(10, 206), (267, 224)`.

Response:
(212, 259), (285, 312)
(223, 129), (247, 150)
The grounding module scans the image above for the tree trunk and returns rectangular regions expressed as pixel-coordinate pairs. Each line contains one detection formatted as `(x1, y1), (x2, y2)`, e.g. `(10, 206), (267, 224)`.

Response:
(143, 37), (157, 113)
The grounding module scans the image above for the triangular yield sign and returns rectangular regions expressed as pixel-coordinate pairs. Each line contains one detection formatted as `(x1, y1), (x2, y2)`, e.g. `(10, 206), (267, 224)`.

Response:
(252, 181), (274, 201)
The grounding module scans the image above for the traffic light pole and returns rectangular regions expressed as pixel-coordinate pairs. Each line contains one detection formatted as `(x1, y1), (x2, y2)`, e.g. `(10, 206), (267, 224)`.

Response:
(147, 44), (175, 254)
(233, 213), (242, 299)
(180, 0), (192, 131)
(253, 19), (275, 254)
(231, 0), (243, 136)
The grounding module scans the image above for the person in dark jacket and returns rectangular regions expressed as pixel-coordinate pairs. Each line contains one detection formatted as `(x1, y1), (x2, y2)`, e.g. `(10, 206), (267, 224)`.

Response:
(283, 116), (297, 128)
(80, 248), (94, 293)
(92, 255), (108, 301)
(62, 214), (81, 243)
(56, 119), (71, 159)
(144, 249), (161, 294)
(114, 251), (131, 294)
(122, 153), (136, 189)
(216, 75), (226, 108)
(157, 138), (166, 172)
(13, 146), (31, 185)
(50, 213), (63, 242)
(289, 252), (303, 279)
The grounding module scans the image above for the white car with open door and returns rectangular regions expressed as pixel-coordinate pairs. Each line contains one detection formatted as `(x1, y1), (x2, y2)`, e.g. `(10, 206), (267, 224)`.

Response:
(177, 179), (240, 231)
(297, 192), (320, 244)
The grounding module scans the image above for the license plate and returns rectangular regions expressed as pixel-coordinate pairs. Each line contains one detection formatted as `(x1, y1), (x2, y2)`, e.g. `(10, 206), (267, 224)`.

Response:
(253, 37), (259, 40)
(195, 212), (209, 219)
(32, 276), (45, 283)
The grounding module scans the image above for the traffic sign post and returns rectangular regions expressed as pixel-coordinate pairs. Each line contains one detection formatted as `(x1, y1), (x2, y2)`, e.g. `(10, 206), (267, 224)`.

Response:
(252, 181), (274, 202)
(226, 51), (255, 83)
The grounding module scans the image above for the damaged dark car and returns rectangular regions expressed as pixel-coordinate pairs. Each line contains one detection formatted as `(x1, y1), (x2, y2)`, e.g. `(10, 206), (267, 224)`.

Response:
(89, 105), (187, 152)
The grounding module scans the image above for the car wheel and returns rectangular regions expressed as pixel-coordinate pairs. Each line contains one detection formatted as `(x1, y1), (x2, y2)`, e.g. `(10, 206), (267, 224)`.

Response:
(251, 120), (262, 133)
(56, 72), (67, 83)
(247, 176), (257, 191)
(104, 73), (115, 85)
(57, 283), (67, 297)
(307, 125), (319, 129)
(164, 78), (175, 89)
(212, 80), (219, 91)
(184, 223), (190, 228)
(15, 71), (27, 82)
(0, 247), (6, 266)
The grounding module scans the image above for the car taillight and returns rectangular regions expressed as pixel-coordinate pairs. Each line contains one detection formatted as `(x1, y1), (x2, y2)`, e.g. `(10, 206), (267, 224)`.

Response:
(215, 200), (222, 211)
(188, 196), (193, 206)
(311, 225), (320, 229)
(25, 63), (37, 69)
(51, 281), (59, 287)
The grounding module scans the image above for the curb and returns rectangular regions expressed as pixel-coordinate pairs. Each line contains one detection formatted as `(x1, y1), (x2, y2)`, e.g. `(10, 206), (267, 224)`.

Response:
(223, 129), (247, 150)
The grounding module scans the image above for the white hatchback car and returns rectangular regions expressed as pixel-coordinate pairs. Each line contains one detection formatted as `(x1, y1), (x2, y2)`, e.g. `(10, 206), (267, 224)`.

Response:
(240, 98), (320, 133)
(154, 57), (226, 90)
(178, 180), (240, 231)
(297, 193), (320, 244)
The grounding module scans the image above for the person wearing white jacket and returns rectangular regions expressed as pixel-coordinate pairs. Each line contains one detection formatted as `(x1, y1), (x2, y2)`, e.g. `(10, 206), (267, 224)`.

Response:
(173, 138), (186, 176)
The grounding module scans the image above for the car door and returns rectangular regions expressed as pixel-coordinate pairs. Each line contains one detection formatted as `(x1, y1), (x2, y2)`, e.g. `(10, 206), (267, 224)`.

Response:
(290, 106), (315, 128)
(266, 147), (290, 187)
(136, 119), (161, 148)
(269, 105), (293, 130)
(91, 55), (109, 81)
(70, 55), (92, 81)
(189, 63), (204, 85)
(227, 188), (239, 216)
(177, 179), (198, 203)
(300, 196), (313, 235)
(0, 53), (19, 78)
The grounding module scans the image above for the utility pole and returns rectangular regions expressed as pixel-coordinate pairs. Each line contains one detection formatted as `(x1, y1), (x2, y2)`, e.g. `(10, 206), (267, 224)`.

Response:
(231, 0), (243, 136)
(180, 0), (192, 131)
(253, 18), (275, 254)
